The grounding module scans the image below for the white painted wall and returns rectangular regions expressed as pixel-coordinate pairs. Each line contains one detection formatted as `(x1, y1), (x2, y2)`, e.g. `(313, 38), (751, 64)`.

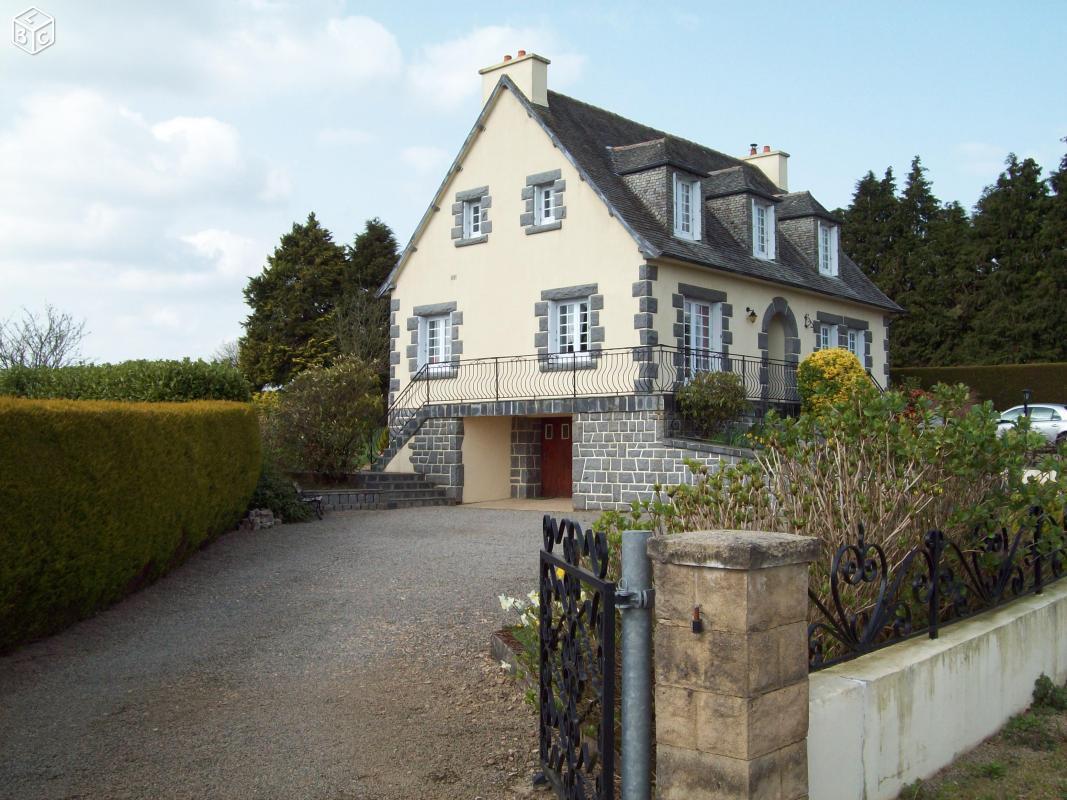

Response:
(808, 580), (1067, 800)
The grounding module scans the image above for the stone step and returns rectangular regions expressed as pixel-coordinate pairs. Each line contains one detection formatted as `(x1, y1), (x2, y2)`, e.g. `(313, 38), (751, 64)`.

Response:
(322, 496), (458, 512)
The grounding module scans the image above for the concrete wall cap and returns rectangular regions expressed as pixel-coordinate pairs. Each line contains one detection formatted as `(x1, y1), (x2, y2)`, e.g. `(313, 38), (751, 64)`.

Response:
(647, 529), (821, 570)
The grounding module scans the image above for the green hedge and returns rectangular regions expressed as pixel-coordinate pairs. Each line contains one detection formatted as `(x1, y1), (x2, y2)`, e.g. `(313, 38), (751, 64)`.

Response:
(0, 359), (251, 402)
(0, 398), (261, 651)
(891, 362), (1067, 410)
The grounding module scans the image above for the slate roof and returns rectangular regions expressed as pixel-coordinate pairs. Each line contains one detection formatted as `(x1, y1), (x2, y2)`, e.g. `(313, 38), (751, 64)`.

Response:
(530, 90), (902, 313)
(778, 191), (841, 222)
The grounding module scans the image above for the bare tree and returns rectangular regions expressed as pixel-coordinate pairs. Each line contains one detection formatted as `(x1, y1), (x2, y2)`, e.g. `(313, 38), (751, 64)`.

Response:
(212, 339), (241, 369)
(0, 305), (87, 369)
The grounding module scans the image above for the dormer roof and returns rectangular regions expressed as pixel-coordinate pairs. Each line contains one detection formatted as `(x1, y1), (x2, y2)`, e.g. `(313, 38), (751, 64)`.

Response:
(704, 166), (780, 202)
(777, 191), (841, 223)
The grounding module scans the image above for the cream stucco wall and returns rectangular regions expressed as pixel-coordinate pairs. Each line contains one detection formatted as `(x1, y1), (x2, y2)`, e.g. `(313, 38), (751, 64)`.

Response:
(651, 258), (890, 379)
(460, 416), (512, 502)
(391, 86), (646, 396)
(384, 437), (415, 473)
(808, 579), (1067, 800)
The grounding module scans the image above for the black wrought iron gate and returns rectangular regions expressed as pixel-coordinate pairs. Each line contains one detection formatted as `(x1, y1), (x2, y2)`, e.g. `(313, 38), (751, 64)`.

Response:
(538, 516), (617, 800)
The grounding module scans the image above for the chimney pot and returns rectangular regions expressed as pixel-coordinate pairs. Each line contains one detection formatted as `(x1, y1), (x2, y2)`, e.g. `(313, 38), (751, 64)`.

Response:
(503, 54), (512, 61)
(749, 144), (758, 156)
(763, 145), (771, 153)
(517, 49), (526, 57)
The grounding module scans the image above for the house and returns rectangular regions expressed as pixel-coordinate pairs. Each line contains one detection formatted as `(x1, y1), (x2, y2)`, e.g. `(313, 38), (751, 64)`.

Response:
(376, 52), (902, 510)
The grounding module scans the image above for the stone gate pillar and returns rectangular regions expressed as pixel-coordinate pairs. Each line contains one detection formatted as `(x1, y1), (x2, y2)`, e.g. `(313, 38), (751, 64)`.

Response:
(648, 529), (820, 800)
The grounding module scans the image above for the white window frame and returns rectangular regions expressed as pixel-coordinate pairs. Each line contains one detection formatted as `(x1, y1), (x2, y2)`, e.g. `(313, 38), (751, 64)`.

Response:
(818, 222), (839, 276)
(548, 298), (593, 366)
(673, 174), (701, 241)
(463, 200), (483, 238)
(682, 297), (724, 374)
(818, 323), (838, 350)
(535, 184), (555, 225)
(417, 314), (453, 376)
(752, 199), (776, 260)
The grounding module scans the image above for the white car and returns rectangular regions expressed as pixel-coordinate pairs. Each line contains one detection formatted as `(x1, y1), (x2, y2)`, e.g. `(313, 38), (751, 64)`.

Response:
(996, 404), (1067, 445)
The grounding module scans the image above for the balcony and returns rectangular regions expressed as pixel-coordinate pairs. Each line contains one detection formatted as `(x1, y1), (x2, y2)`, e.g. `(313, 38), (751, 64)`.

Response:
(387, 344), (793, 429)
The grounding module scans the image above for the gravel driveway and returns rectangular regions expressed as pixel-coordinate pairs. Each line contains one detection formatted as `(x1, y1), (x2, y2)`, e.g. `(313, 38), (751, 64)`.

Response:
(0, 506), (596, 799)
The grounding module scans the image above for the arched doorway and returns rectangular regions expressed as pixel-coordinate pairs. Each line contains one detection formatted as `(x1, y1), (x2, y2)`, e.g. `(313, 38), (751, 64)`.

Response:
(759, 298), (801, 405)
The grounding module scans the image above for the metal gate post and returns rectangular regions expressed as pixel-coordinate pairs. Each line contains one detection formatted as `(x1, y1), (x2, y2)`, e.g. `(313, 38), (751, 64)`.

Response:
(617, 530), (654, 800)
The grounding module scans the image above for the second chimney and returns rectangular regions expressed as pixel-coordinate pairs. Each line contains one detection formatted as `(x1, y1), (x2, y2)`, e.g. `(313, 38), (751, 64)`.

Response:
(743, 145), (790, 192)
(479, 51), (550, 107)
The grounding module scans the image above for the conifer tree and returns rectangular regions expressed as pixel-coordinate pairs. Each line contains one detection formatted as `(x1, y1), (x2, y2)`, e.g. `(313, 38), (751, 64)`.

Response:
(238, 213), (352, 388)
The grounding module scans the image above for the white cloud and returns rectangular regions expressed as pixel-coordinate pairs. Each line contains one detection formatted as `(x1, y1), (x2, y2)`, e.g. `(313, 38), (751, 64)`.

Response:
(408, 26), (586, 110)
(196, 15), (403, 96)
(181, 229), (263, 279)
(401, 145), (449, 173)
(259, 167), (293, 201)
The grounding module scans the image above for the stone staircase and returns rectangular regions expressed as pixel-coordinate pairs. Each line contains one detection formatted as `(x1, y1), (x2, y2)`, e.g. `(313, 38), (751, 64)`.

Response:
(310, 471), (456, 512)
(372, 407), (428, 472)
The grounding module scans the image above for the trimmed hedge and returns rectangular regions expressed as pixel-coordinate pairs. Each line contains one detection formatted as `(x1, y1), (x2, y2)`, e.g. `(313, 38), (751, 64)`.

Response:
(0, 398), (260, 651)
(892, 362), (1067, 411)
(0, 359), (251, 402)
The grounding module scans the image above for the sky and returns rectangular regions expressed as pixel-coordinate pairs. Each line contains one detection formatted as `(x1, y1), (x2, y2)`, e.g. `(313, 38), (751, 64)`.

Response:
(2, 0), (1065, 363)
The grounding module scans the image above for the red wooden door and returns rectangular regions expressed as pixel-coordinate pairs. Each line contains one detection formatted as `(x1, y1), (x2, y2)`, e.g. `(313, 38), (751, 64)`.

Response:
(540, 417), (573, 498)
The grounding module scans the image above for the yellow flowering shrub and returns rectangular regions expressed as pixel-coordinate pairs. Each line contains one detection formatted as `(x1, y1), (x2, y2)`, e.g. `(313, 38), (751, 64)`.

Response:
(796, 348), (870, 412)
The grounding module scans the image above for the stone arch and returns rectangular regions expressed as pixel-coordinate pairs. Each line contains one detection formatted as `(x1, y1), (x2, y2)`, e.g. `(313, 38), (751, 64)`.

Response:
(758, 297), (801, 404)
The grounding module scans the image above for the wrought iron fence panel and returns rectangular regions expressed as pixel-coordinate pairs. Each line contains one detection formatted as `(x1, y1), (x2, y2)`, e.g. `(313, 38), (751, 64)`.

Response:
(808, 509), (1067, 670)
(539, 516), (616, 800)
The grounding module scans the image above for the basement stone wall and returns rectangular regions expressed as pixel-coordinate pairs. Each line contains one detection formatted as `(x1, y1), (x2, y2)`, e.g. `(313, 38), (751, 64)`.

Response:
(573, 408), (750, 510)
(409, 417), (464, 500)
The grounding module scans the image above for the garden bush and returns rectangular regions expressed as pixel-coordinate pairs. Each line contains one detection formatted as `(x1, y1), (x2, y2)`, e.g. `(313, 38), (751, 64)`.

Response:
(0, 359), (251, 402)
(0, 397), (260, 651)
(892, 362), (1067, 411)
(248, 461), (313, 523)
(675, 371), (748, 436)
(796, 348), (871, 412)
(272, 356), (384, 478)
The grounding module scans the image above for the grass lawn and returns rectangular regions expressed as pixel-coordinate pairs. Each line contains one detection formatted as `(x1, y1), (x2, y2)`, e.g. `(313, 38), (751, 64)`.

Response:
(899, 675), (1067, 800)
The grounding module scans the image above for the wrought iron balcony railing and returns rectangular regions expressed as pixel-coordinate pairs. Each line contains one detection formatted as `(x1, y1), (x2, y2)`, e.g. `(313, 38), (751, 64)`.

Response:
(385, 345), (799, 443)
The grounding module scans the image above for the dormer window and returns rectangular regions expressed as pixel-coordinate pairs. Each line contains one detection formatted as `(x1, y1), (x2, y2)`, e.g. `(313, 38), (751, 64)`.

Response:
(819, 221), (839, 276)
(752, 199), (776, 260)
(673, 174), (701, 240)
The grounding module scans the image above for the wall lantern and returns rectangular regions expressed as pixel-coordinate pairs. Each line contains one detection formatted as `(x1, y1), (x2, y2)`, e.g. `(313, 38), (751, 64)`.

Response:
(745, 307), (758, 324)
(1023, 388), (1032, 415)
(803, 313), (816, 330)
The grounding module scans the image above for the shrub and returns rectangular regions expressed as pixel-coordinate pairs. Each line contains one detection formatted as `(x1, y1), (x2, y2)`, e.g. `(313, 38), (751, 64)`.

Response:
(675, 371), (748, 436)
(273, 356), (384, 477)
(0, 397), (260, 651)
(892, 362), (1067, 411)
(0, 359), (251, 402)
(248, 461), (313, 523)
(796, 348), (871, 412)
(595, 383), (1067, 634)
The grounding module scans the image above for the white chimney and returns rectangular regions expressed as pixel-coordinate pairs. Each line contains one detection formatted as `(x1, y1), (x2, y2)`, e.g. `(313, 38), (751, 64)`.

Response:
(479, 51), (550, 107)
(742, 144), (790, 192)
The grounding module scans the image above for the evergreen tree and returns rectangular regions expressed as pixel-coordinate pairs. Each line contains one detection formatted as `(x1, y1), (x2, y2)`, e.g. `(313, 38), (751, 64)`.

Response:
(968, 155), (1049, 363)
(839, 169), (900, 288)
(337, 219), (400, 391)
(348, 218), (400, 292)
(238, 213), (352, 388)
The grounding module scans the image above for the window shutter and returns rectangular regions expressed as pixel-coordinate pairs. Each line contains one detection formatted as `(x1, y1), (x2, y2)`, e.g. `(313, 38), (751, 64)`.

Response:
(672, 174), (680, 234)
(766, 203), (776, 260)
(442, 316), (452, 361)
(691, 180), (701, 241)
(417, 319), (427, 369)
(751, 199), (759, 255)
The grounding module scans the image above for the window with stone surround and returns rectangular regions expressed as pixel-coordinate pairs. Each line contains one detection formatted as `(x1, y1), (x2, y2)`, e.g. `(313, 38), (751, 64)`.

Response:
(752, 198), (776, 260)
(550, 298), (592, 365)
(673, 173), (701, 240)
(818, 323), (837, 350)
(418, 314), (454, 376)
(818, 222), (839, 276)
(683, 297), (724, 373)
(522, 170), (566, 234)
(451, 186), (490, 246)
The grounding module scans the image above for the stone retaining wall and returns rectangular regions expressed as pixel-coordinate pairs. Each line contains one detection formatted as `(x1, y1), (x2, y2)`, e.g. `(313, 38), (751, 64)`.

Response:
(409, 417), (464, 500)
